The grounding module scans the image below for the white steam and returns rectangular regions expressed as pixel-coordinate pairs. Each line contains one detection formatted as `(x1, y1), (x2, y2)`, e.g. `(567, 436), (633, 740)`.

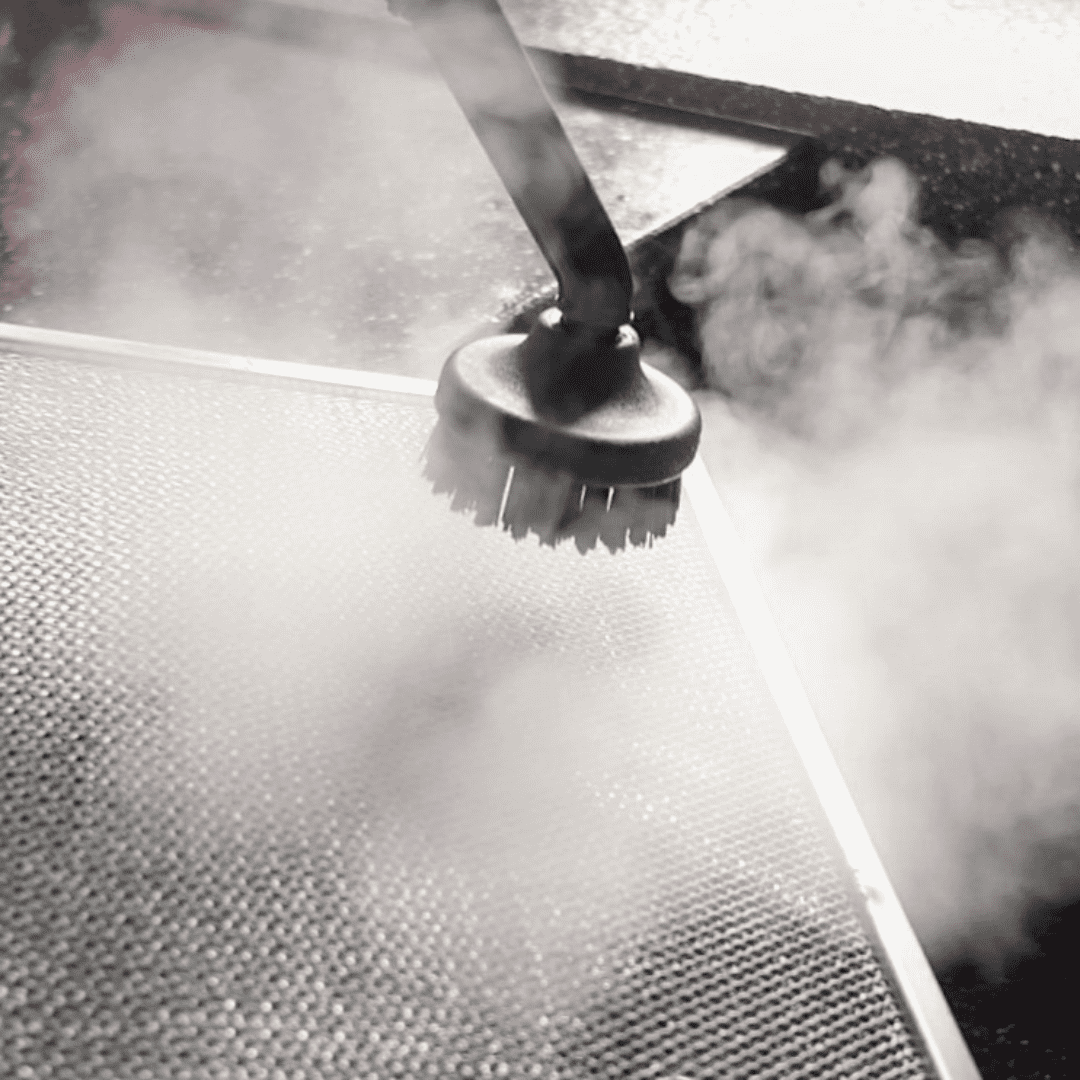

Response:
(0, 3), (548, 376)
(11, 0), (1079, 983)
(673, 157), (1080, 972)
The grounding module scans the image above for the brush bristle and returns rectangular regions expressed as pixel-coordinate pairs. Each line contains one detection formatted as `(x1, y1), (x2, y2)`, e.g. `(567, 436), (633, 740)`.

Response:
(422, 418), (511, 528)
(423, 418), (681, 553)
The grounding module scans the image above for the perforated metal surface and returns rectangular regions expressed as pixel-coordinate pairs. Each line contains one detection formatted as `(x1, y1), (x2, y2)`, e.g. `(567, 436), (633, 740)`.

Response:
(1, 350), (934, 1079)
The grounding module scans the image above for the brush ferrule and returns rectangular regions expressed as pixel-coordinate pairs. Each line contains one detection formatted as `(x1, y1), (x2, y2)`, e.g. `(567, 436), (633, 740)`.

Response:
(520, 308), (641, 425)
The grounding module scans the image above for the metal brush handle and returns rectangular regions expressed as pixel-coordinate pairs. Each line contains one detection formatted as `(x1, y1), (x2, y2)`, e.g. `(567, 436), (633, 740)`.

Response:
(392, 0), (633, 333)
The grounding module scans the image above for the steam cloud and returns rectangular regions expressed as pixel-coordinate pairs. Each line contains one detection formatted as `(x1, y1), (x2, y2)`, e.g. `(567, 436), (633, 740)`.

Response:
(0, 2), (546, 377)
(672, 157), (1080, 973)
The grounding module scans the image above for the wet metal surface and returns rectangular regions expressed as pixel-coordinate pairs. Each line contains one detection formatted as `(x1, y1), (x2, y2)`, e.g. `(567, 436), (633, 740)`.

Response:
(504, 0), (1080, 249)
(2, 6), (787, 377)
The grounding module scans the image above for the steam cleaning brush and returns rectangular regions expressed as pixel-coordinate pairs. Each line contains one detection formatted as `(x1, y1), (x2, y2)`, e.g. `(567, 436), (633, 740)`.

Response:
(395, 0), (702, 552)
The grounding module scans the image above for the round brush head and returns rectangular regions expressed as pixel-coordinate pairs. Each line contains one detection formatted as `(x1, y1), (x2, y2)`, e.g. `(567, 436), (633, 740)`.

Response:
(423, 309), (702, 553)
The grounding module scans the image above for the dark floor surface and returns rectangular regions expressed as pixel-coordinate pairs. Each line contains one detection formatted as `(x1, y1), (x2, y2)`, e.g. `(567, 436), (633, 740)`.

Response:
(938, 900), (1079, 1079)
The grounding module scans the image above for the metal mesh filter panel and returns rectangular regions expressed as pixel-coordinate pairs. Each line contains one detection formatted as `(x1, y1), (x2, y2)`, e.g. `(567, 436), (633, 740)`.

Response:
(1, 350), (932, 1079)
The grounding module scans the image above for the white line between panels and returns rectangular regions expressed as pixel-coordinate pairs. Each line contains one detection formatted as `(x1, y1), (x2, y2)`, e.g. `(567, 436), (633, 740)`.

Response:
(0, 321), (438, 398)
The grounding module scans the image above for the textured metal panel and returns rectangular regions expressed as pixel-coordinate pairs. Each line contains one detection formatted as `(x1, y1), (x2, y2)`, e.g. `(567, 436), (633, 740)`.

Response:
(1, 348), (934, 1079)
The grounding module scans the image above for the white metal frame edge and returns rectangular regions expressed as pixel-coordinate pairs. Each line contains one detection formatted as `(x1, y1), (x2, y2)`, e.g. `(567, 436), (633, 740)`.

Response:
(683, 458), (982, 1080)
(0, 321), (439, 398)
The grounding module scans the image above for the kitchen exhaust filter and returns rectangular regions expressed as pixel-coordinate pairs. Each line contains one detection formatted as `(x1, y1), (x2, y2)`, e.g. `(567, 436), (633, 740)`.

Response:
(0, 327), (977, 1080)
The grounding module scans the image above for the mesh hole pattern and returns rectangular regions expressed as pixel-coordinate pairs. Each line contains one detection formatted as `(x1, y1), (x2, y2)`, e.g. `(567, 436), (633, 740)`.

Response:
(0, 352), (932, 1080)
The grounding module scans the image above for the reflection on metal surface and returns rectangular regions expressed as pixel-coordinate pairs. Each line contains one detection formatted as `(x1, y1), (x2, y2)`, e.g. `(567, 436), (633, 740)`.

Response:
(505, 0), (1080, 141)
